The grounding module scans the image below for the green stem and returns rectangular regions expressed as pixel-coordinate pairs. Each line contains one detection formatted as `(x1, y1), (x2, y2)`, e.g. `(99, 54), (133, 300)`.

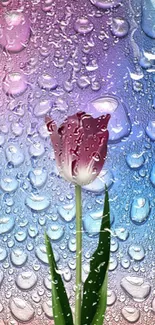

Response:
(75, 184), (82, 325)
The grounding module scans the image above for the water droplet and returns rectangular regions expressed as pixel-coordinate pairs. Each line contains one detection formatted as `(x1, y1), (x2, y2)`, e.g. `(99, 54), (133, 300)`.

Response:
(25, 195), (50, 211)
(109, 256), (118, 271)
(16, 271), (37, 290)
(68, 237), (76, 252)
(114, 228), (129, 241)
(0, 177), (18, 192)
(111, 17), (129, 38)
(128, 244), (145, 261)
(35, 245), (48, 264)
(3, 72), (28, 97)
(150, 163), (155, 186)
(11, 122), (23, 136)
(83, 169), (114, 193)
(28, 168), (48, 188)
(146, 120), (155, 140)
(130, 197), (150, 224)
(42, 300), (53, 319)
(63, 268), (72, 282)
(152, 297), (155, 312)
(31, 292), (41, 303)
(44, 274), (52, 290)
(142, 0), (155, 38)
(0, 247), (7, 262)
(88, 95), (131, 142)
(5, 145), (24, 167)
(10, 248), (28, 267)
(126, 152), (145, 169)
(0, 215), (14, 234)
(107, 290), (117, 306)
(34, 100), (52, 117)
(122, 306), (140, 323)
(77, 75), (91, 89)
(28, 225), (38, 238)
(58, 203), (75, 222)
(110, 238), (119, 252)
(0, 11), (30, 52)
(46, 224), (65, 241)
(9, 298), (34, 322)
(15, 230), (27, 242)
(74, 17), (94, 34)
(38, 74), (58, 91)
(0, 135), (5, 146)
(121, 276), (151, 302)
(89, 0), (120, 9)
(29, 142), (45, 158)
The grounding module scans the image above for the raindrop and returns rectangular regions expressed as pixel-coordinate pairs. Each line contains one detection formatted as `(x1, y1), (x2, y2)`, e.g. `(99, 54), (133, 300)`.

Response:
(126, 152), (145, 169)
(16, 271), (37, 290)
(10, 248), (28, 267)
(121, 306), (140, 323)
(11, 122), (23, 136)
(3, 72), (28, 97)
(0, 177), (18, 192)
(109, 256), (118, 271)
(25, 195), (50, 211)
(35, 245), (48, 264)
(0, 215), (14, 234)
(9, 298), (34, 322)
(121, 276), (151, 302)
(0, 247), (7, 262)
(58, 203), (75, 222)
(28, 168), (48, 188)
(152, 297), (155, 312)
(77, 75), (91, 89)
(142, 0), (155, 38)
(34, 100), (52, 117)
(68, 237), (76, 252)
(42, 300), (53, 319)
(15, 230), (27, 242)
(29, 142), (45, 158)
(114, 228), (129, 241)
(146, 120), (155, 140)
(130, 197), (150, 224)
(111, 17), (129, 38)
(74, 17), (94, 34)
(150, 164), (155, 186)
(38, 74), (58, 91)
(89, 0), (120, 9)
(5, 145), (24, 167)
(46, 224), (65, 241)
(0, 11), (30, 52)
(107, 290), (117, 306)
(121, 257), (131, 269)
(128, 244), (145, 261)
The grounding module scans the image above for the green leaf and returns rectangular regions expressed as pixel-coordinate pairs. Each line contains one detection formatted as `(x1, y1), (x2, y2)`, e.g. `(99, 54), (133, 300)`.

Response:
(81, 187), (111, 325)
(45, 233), (74, 325)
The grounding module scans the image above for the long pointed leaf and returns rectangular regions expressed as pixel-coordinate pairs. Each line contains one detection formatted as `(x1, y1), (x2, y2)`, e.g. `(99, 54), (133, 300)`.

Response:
(81, 187), (110, 325)
(45, 233), (74, 325)
(91, 272), (108, 325)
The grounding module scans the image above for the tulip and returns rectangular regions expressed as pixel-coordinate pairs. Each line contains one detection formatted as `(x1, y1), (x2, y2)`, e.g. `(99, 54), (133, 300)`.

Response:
(45, 112), (111, 325)
(46, 112), (110, 186)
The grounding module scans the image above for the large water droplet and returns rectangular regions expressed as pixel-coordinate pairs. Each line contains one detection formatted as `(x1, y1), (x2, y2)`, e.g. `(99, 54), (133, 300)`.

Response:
(16, 271), (37, 290)
(130, 197), (150, 224)
(42, 300), (53, 319)
(83, 169), (114, 193)
(46, 224), (65, 241)
(107, 290), (117, 306)
(34, 100), (52, 117)
(58, 203), (75, 222)
(5, 145), (24, 167)
(121, 276), (151, 302)
(142, 0), (155, 38)
(0, 11), (30, 52)
(150, 163), (155, 185)
(126, 152), (145, 169)
(29, 142), (45, 158)
(0, 215), (14, 234)
(89, 0), (120, 9)
(10, 248), (28, 267)
(111, 17), (129, 38)
(9, 298), (34, 322)
(25, 195), (50, 211)
(28, 168), (48, 188)
(0, 247), (7, 262)
(74, 17), (94, 34)
(0, 177), (18, 192)
(122, 306), (140, 323)
(3, 72), (28, 97)
(114, 228), (129, 241)
(38, 74), (58, 91)
(88, 95), (131, 142)
(146, 120), (155, 140)
(128, 244), (145, 261)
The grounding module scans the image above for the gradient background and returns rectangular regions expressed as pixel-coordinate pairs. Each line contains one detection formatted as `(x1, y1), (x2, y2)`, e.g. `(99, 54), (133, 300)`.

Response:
(0, 0), (155, 324)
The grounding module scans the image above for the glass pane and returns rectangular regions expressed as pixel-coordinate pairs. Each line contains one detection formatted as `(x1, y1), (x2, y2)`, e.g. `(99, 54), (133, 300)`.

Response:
(0, 0), (154, 324)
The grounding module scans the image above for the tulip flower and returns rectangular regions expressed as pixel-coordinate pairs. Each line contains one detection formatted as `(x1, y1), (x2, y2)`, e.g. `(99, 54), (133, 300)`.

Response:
(45, 112), (111, 325)
(46, 112), (110, 186)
